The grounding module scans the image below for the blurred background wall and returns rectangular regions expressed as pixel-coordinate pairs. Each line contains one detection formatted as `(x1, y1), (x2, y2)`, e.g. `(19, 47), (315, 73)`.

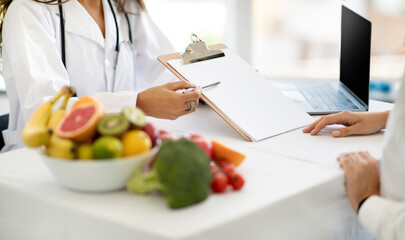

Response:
(145, 0), (405, 101)
(1, 0), (404, 105)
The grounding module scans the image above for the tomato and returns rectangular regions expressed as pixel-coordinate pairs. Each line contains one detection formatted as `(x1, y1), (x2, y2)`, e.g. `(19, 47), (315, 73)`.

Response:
(210, 161), (227, 193)
(229, 173), (245, 190)
(209, 161), (219, 174)
(186, 134), (213, 159)
(210, 160), (244, 192)
(216, 160), (245, 190)
(218, 160), (236, 175)
(211, 172), (228, 193)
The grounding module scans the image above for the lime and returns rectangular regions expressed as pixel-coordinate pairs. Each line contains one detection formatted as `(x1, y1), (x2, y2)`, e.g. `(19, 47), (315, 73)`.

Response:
(93, 136), (123, 159)
(121, 130), (152, 157)
(123, 107), (146, 128)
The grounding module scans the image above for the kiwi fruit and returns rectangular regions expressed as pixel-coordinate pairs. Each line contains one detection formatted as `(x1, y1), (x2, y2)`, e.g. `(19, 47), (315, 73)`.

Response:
(97, 114), (130, 136)
(123, 107), (146, 128)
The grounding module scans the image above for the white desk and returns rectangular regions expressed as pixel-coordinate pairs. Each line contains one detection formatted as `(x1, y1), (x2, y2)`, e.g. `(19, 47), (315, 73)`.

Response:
(0, 100), (391, 240)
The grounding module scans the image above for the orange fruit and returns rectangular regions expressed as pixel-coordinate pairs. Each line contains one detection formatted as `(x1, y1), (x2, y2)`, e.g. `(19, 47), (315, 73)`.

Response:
(121, 130), (152, 157)
(212, 140), (246, 166)
(56, 103), (104, 142)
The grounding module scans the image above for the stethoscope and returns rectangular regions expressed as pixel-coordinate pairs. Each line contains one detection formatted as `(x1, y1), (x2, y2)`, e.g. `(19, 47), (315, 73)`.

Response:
(57, 0), (133, 68)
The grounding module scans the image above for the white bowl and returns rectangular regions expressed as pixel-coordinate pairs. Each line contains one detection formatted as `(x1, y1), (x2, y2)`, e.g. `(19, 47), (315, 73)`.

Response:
(41, 147), (159, 192)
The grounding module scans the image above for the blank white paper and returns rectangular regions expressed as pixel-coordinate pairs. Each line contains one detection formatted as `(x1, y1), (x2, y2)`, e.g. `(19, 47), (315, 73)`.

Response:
(168, 49), (313, 141)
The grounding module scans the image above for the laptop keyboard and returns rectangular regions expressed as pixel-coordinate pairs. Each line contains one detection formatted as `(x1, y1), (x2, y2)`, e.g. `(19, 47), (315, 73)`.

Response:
(298, 84), (360, 111)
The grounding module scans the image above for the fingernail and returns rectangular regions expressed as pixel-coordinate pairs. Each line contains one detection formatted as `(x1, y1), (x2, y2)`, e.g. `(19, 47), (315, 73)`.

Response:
(332, 130), (341, 137)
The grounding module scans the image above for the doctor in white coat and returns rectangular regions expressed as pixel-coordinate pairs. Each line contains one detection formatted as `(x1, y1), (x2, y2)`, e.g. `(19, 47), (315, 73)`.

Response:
(0, 0), (202, 151)
(303, 77), (405, 239)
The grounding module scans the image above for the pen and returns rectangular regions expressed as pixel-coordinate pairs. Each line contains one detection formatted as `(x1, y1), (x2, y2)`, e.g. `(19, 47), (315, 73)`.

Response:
(182, 81), (221, 94)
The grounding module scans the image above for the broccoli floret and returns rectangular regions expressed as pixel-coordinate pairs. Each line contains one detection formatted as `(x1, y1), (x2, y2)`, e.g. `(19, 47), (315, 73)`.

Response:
(127, 139), (213, 209)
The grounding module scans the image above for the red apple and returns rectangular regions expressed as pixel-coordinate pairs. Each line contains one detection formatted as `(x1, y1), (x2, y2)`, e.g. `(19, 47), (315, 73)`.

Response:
(142, 122), (158, 146)
(187, 134), (213, 159)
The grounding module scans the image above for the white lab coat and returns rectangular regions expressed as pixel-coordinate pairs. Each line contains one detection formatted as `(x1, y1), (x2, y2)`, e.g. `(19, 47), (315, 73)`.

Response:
(1, 0), (176, 151)
(358, 77), (405, 239)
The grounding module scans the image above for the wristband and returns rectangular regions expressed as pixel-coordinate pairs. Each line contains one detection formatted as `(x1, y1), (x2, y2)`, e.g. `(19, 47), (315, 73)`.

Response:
(357, 196), (370, 214)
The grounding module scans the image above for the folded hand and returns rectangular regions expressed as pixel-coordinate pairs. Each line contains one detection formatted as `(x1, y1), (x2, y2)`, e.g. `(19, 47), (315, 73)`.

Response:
(337, 151), (380, 212)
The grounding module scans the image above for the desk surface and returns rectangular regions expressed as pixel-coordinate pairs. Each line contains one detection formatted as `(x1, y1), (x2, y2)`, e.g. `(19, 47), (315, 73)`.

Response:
(0, 100), (391, 240)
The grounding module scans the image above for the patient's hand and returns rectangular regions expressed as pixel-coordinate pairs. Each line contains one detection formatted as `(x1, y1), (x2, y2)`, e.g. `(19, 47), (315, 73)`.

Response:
(303, 110), (390, 137)
(337, 151), (380, 212)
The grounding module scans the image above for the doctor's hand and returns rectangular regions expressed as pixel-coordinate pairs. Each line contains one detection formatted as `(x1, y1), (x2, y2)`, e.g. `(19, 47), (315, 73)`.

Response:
(137, 81), (201, 120)
(302, 110), (390, 137)
(337, 151), (380, 212)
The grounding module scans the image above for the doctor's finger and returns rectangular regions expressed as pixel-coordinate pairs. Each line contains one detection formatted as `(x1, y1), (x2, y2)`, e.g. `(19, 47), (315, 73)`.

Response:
(165, 81), (196, 91)
(181, 102), (197, 115)
(182, 87), (202, 102)
(182, 99), (199, 114)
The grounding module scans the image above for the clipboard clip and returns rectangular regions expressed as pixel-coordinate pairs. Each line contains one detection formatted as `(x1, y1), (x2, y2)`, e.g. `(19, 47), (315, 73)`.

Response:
(181, 33), (225, 65)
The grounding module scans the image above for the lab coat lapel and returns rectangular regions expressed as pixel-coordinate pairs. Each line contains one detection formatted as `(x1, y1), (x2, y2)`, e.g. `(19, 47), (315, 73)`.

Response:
(103, 0), (120, 60)
(63, 0), (105, 48)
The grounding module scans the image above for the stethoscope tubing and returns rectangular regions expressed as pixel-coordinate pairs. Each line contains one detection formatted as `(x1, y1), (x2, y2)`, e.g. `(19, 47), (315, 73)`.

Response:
(58, 0), (132, 67)
(58, 0), (66, 67)
(58, 0), (132, 93)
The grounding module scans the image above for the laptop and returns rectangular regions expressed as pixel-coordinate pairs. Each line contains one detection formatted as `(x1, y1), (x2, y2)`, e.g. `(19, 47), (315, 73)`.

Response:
(276, 5), (371, 115)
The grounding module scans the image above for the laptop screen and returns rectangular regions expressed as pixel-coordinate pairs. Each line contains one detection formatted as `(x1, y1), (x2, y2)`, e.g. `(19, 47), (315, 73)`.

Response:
(340, 5), (372, 106)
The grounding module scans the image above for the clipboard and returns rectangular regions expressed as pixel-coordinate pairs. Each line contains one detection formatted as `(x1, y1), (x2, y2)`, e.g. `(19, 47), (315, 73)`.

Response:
(158, 41), (252, 141)
(158, 34), (312, 142)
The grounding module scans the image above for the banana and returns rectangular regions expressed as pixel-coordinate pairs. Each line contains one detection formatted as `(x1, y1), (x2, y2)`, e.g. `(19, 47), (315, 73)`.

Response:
(45, 88), (78, 159)
(46, 135), (77, 159)
(22, 126), (53, 148)
(22, 86), (70, 148)
(77, 143), (94, 160)
(47, 88), (75, 131)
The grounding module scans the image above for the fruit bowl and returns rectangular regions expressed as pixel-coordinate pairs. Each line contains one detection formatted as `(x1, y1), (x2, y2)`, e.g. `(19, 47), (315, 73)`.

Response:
(41, 146), (159, 192)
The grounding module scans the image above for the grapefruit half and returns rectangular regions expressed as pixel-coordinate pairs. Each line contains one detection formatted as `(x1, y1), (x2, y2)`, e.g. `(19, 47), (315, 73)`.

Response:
(57, 103), (105, 142)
